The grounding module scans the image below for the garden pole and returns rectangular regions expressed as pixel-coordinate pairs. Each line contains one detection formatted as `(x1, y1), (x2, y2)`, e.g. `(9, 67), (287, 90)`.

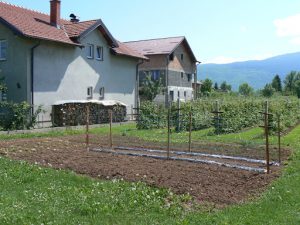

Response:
(109, 109), (113, 149)
(188, 110), (192, 152)
(215, 100), (219, 135)
(264, 101), (270, 174)
(86, 104), (90, 151)
(277, 114), (281, 164)
(167, 106), (171, 159)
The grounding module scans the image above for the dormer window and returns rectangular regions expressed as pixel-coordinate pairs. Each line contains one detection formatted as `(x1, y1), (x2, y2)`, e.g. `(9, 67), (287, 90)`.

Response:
(86, 44), (94, 59)
(0, 40), (7, 60)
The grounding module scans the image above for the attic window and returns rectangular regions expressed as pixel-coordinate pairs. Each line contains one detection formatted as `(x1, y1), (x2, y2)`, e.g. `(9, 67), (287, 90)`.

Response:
(86, 44), (94, 59)
(96, 46), (103, 61)
(0, 40), (7, 60)
(169, 53), (174, 61)
(181, 54), (184, 61)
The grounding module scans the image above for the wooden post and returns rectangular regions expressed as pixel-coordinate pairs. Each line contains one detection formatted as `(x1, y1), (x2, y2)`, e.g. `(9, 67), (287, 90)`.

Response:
(277, 114), (281, 163)
(215, 100), (220, 135)
(86, 104), (90, 151)
(188, 110), (192, 152)
(264, 101), (270, 174)
(167, 106), (171, 159)
(109, 109), (113, 149)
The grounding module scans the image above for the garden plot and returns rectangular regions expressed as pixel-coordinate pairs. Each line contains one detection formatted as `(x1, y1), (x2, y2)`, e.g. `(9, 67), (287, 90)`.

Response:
(0, 135), (282, 206)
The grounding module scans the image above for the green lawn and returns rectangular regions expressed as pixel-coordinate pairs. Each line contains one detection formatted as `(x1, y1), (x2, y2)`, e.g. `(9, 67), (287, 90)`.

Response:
(0, 124), (299, 224)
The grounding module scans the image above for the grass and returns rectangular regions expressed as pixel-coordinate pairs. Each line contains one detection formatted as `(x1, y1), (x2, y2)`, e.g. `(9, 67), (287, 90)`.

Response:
(0, 124), (300, 224)
(0, 158), (189, 225)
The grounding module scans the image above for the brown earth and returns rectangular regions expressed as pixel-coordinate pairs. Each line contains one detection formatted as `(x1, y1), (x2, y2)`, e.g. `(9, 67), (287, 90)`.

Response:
(0, 135), (283, 207)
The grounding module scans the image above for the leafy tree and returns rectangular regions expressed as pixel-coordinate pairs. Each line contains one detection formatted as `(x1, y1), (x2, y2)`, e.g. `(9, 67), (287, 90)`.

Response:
(262, 83), (275, 97)
(271, 74), (282, 92)
(295, 80), (300, 98)
(200, 79), (213, 94)
(139, 75), (163, 101)
(214, 82), (219, 90)
(238, 83), (253, 96)
(284, 71), (297, 94)
(220, 81), (232, 92)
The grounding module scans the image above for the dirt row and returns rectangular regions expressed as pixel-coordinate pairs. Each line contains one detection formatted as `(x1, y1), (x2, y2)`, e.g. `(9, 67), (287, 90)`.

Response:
(0, 135), (283, 207)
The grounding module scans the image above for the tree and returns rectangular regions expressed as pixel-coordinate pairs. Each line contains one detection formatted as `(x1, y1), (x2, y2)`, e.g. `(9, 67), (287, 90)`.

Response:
(295, 80), (300, 98)
(200, 79), (213, 94)
(271, 74), (282, 92)
(220, 81), (232, 92)
(262, 83), (275, 97)
(238, 83), (253, 96)
(139, 75), (163, 101)
(284, 71), (297, 94)
(214, 82), (219, 90)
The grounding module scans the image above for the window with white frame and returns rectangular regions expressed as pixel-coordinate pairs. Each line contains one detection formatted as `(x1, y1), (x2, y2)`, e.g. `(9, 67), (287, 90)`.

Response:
(86, 44), (94, 59)
(0, 40), (7, 60)
(96, 46), (103, 60)
(87, 86), (93, 98)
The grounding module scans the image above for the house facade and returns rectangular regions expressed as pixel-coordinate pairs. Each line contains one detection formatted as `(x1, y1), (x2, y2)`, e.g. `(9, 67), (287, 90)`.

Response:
(0, 0), (146, 122)
(125, 37), (199, 104)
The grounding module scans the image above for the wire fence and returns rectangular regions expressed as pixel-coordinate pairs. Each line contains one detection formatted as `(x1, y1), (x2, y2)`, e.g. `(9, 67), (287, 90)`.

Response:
(68, 101), (290, 174)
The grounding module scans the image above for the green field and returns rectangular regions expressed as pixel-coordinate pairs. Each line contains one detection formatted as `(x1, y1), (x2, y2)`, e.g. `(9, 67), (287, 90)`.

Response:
(0, 124), (299, 224)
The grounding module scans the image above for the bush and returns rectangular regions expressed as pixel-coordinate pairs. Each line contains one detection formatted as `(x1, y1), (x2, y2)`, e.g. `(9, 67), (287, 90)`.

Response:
(137, 96), (300, 135)
(0, 102), (42, 130)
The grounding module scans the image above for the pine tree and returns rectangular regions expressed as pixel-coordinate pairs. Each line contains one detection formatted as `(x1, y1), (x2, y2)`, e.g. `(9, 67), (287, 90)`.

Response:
(271, 74), (282, 92)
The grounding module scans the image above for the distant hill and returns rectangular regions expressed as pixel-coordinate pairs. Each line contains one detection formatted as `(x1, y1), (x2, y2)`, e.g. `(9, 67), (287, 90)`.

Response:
(197, 52), (300, 90)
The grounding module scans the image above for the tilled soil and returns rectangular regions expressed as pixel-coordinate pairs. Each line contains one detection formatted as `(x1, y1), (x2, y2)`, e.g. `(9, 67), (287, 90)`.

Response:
(0, 135), (283, 206)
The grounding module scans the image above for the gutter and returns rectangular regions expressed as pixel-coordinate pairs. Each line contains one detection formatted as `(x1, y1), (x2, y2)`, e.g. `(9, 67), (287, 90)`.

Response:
(194, 61), (201, 100)
(30, 42), (41, 116)
(136, 60), (144, 109)
(165, 55), (170, 106)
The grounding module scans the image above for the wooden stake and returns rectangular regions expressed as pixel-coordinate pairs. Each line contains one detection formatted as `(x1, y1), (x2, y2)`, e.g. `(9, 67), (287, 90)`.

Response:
(86, 104), (90, 151)
(167, 106), (171, 159)
(109, 109), (113, 149)
(188, 110), (192, 152)
(277, 114), (281, 163)
(264, 101), (270, 174)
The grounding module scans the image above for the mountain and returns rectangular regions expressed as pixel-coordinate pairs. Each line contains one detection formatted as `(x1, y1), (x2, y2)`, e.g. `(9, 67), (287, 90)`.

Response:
(197, 52), (300, 90)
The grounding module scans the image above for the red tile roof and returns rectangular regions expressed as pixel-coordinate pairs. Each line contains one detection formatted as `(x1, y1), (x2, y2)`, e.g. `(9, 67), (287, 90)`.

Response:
(113, 41), (148, 60)
(64, 20), (99, 38)
(125, 37), (185, 55)
(125, 36), (198, 62)
(0, 1), (146, 59)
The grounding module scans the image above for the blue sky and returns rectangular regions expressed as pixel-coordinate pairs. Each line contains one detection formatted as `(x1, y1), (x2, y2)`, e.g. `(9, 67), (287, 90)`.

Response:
(4, 0), (300, 63)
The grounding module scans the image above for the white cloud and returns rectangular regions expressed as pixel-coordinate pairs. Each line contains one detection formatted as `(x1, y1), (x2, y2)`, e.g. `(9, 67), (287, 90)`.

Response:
(240, 25), (247, 33)
(274, 14), (300, 37)
(290, 37), (300, 45)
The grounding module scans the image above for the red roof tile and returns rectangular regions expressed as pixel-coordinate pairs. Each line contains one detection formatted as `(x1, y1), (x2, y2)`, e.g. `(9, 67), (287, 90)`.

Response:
(0, 1), (76, 45)
(125, 36), (198, 62)
(113, 41), (148, 60)
(0, 1), (146, 59)
(125, 37), (185, 55)
(64, 20), (99, 38)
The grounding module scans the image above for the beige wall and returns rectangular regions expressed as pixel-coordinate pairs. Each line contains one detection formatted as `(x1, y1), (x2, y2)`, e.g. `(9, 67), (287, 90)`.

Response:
(168, 43), (196, 74)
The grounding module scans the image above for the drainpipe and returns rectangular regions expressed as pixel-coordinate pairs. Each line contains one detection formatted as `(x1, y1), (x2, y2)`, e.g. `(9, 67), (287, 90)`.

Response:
(165, 55), (170, 106)
(30, 42), (41, 116)
(195, 61), (201, 100)
(136, 59), (144, 109)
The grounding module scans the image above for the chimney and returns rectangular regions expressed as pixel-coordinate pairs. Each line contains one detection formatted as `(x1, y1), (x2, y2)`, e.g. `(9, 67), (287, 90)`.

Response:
(50, 0), (61, 28)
